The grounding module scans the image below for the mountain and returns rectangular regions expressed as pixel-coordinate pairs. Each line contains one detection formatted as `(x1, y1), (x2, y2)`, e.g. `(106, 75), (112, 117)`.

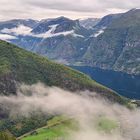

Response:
(79, 18), (100, 29)
(82, 9), (140, 75)
(0, 19), (39, 42)
(0, 19), (38, 29)
(0, 41), (134, 139)
(0, 9), (139, 75)
(0, 40), (126, 103)
(29, 16), (91, 63)
(94, 13), (122, 29)
(0, 17), (92, 64)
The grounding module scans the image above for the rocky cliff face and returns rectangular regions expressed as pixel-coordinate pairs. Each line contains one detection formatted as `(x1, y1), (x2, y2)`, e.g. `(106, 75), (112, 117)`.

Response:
(0, 17), (91, 65)
(82, 9), (140, 75)
(79, 18), (100, 29)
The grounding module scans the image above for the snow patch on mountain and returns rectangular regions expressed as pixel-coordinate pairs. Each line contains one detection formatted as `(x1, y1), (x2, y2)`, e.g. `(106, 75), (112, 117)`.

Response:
(90, 27), (106, 38)
(31, 24), (84, 38)
(32, 24), (58, 38)
(33, 30), (73, 38)
(132, 8), (140, 11)
(94, 29), (104, 37)
(34, 30), (84, 38)
(72, 33), (84, 38)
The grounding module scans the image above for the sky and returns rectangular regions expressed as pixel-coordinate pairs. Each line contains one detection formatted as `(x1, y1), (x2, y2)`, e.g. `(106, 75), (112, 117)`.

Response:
(0, 0), (140, 21)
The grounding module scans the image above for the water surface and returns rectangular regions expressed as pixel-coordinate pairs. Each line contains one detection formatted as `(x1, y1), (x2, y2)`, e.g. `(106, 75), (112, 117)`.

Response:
(71, 66), (140, 99)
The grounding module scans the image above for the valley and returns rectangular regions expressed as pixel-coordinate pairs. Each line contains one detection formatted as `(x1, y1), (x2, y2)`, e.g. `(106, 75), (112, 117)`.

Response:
(0, 2), (139, 140)
(0, 9), (139, 75)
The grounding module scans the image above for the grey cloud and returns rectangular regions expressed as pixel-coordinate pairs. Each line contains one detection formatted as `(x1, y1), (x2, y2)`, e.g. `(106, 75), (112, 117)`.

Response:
(22, 0), (106, 13)
(23, 0), (140, 12)
(0, 0), (140, 20)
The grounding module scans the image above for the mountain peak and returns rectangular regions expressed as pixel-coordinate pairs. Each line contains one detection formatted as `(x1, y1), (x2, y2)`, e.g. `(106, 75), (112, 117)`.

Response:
(130, 8), (140, 11)
(31, 16), (77, 34)
(127, 8), (140, 14)
(55, 16), (72, 21)
(40, 16), (72, 23)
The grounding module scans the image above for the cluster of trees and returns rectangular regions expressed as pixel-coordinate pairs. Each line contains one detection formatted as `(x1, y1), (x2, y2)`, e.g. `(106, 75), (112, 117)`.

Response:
(0, 131), (16, 140)
(0, 114), (50, 137)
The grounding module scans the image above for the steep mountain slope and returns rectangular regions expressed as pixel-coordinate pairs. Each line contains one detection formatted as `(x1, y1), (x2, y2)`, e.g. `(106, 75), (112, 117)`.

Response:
(0, 17), (91, 64)
(29, 17), (91, 63)
(0, 19), (39, 42)
(0, 40), (125, 103)
(0, 40), (134, 139)
(79, 18), (100, 29)
(0, 19), (38, 29)
(94, 13), (122, 29)
(82, 9), (140, 75)
(31, 17), (87, 35)
(0, 10), (139, 75)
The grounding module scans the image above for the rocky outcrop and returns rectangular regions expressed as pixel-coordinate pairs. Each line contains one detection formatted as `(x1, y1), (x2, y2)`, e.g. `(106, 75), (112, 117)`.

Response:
(82, 9), (140, 75)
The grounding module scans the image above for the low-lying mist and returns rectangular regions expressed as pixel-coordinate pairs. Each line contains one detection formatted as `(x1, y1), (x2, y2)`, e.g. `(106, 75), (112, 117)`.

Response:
(0, 83), (140, 140)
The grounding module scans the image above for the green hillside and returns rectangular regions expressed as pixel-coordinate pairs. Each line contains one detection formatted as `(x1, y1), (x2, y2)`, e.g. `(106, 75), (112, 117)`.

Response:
(0, 40), (125, 103)
(0, 131), (16, 140)
(0, 40), (132, 139)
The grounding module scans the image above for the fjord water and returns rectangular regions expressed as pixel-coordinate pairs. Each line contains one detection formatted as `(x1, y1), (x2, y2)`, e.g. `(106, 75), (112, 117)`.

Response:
(71, 66), (140, 99)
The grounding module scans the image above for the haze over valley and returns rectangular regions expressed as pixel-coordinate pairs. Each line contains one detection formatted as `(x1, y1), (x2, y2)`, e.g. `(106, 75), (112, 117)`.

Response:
(0, 1), (140, 140)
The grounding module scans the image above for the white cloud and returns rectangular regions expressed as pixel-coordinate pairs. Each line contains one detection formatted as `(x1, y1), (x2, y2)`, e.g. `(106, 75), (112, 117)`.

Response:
(31, 24), (84, 38)
(0, 83), (140, 139)
(34, 30), (74, 38)
(1, 25), (32, 36)
(0, 34), (17, 40)
(0, 0), (139, 20)
(0, 24), (84, 39)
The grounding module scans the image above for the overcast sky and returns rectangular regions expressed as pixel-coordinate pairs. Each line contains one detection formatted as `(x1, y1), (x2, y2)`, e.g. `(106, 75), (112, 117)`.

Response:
(0, 0), (140, 21)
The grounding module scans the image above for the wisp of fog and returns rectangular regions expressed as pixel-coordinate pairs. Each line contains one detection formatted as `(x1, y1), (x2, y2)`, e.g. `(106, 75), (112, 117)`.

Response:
(0, 83), (140, 140)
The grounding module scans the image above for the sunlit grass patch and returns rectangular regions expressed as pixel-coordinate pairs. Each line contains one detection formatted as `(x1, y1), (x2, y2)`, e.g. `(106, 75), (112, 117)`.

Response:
(21, 116), (78, 140)
(96, 116), (119, 133)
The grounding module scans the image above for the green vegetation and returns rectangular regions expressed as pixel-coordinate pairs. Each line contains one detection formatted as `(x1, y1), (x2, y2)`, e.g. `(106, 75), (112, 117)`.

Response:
(20, 116), (120, 140)
(21, 122), (70, 140)
(0, 40), (108, 92)
(96, 117), (119, 133)
(0, 40), (127, 104)
(0, 113), (50, 137)
(0, 40), (131, 139)
(0, 131), (16, 140)
(0, 114), (50, 137)
(20, 116), (77, 140)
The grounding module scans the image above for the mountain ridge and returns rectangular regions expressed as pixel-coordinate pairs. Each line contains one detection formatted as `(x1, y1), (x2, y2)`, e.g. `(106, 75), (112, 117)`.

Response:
(0, 9), (139, 75)
(0, 40), (127, 104)
(82, 9), (140, 75)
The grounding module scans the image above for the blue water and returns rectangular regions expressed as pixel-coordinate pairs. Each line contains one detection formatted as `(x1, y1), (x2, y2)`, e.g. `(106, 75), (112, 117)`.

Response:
(70, 66), (140, 99)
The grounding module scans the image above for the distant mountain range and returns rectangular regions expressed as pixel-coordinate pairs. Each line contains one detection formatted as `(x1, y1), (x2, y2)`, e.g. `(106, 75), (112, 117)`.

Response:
(0, 8), (140, 75)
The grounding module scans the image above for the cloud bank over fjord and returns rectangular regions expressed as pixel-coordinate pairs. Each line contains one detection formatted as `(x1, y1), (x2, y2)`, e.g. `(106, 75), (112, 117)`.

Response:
(0, 83), (140, 140)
